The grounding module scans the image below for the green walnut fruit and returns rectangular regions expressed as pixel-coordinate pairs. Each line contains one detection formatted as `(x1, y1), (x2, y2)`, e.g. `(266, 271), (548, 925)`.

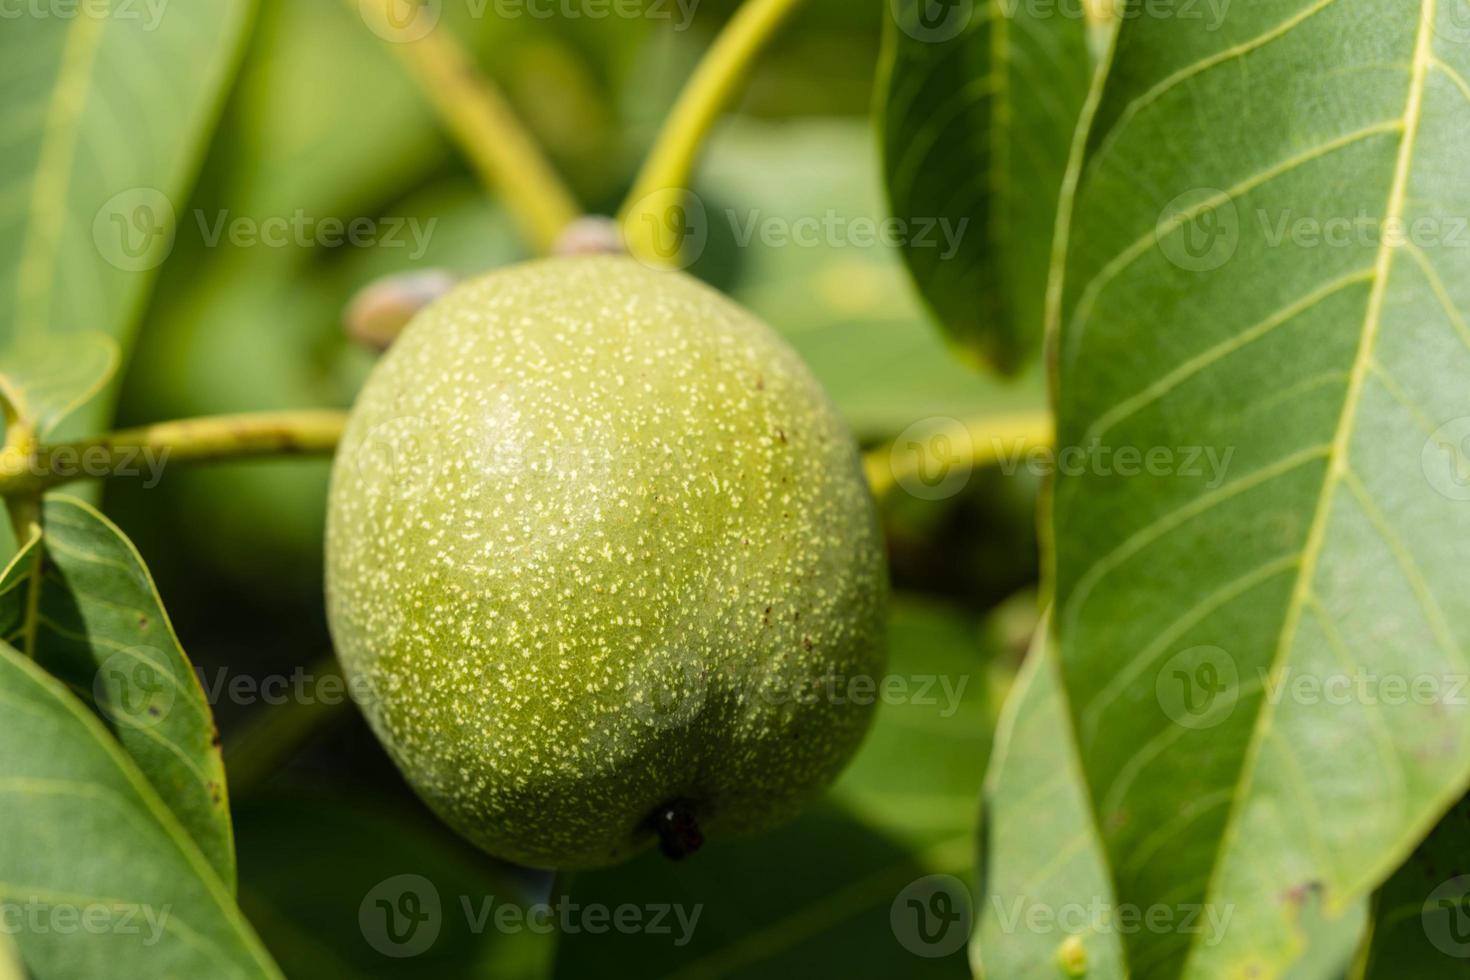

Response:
(326, 255), (887, 869)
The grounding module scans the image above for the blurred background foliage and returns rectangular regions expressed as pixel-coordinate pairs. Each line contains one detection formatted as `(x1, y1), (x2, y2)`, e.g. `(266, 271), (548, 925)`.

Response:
(101, 1), (1044, 974)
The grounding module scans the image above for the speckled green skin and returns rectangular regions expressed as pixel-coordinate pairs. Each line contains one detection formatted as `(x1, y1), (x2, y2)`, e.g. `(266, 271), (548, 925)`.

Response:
(325, 256), (887, 869)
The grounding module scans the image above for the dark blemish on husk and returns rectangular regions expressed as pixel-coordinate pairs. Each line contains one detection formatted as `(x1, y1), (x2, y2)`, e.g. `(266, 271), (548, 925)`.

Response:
(648, 799), (703, 860)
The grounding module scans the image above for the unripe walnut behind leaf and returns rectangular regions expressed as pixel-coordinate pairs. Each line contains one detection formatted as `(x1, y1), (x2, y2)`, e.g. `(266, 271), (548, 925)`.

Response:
(326, 255), (888, 869)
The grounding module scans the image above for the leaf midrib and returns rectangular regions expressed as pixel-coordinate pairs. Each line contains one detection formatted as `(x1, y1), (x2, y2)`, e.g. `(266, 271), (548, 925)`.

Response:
(988, 0), (1012, 307)
(1049, 3), (1456, 975)
(1182, 0), (1439, 973)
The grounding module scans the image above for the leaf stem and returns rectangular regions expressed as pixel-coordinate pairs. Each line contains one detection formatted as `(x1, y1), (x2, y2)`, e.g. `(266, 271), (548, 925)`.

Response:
(863, 411), (1055, 502)
(2, 422), (40, 540)
(0, 406), (1056, 503)
(360, 6), (582, 253)
(0, 410), (348, 497)
(618, 0), (807, 259)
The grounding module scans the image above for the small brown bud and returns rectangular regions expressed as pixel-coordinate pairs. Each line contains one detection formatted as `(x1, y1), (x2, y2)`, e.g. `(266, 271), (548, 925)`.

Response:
(343, 269), (459, 351)
(552, 216), (625, 257)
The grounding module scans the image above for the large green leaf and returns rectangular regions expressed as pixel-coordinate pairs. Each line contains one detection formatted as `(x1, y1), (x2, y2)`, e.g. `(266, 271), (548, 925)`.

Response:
(1359, 793), (1470, 978)
(554, 599), (995, 977)
(694, 118), (1047, 441)
(0, 0), (254, 437)
(0, 640), (278, 977)
(972, 618), (1126, 980)
(1050, 2), (1470, 976)
(879, 0), (1092, 372)
(0, 496), (234, 891)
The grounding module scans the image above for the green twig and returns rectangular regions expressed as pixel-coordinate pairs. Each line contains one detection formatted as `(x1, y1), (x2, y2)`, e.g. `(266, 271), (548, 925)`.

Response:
(358, 1), (582, 253)
(619, 0), (808, 261)
(0, 405), (1057, 507)
(863, 411), (1055, 502)
(101, 406), (1050, 789)
(0, 410), (348, 497)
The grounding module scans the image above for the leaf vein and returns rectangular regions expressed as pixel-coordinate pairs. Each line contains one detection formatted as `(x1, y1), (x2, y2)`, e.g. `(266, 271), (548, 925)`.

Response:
(1087, 0), (1346, 173)
(1062, 444), (1331, 633)
(1084, 268), (1374, 443)
(1066, 120), (1402, 356)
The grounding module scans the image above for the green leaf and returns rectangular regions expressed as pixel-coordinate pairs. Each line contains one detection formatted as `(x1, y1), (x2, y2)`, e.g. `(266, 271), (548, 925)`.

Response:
(879, 0), (1092, 373)
(232, 790), (554, 980)
(1051, 3), (1470, 976)
(0, 0), (253, 436)
(972, 617), (1126, 980)
(554, 599), (995, 977)
(0, 639), (279, 977)
(695, 118), (1048, 440)
(0, 331), (117, 437)
(1360, 793), (1470, 978)
(0, 496), (234, 891)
